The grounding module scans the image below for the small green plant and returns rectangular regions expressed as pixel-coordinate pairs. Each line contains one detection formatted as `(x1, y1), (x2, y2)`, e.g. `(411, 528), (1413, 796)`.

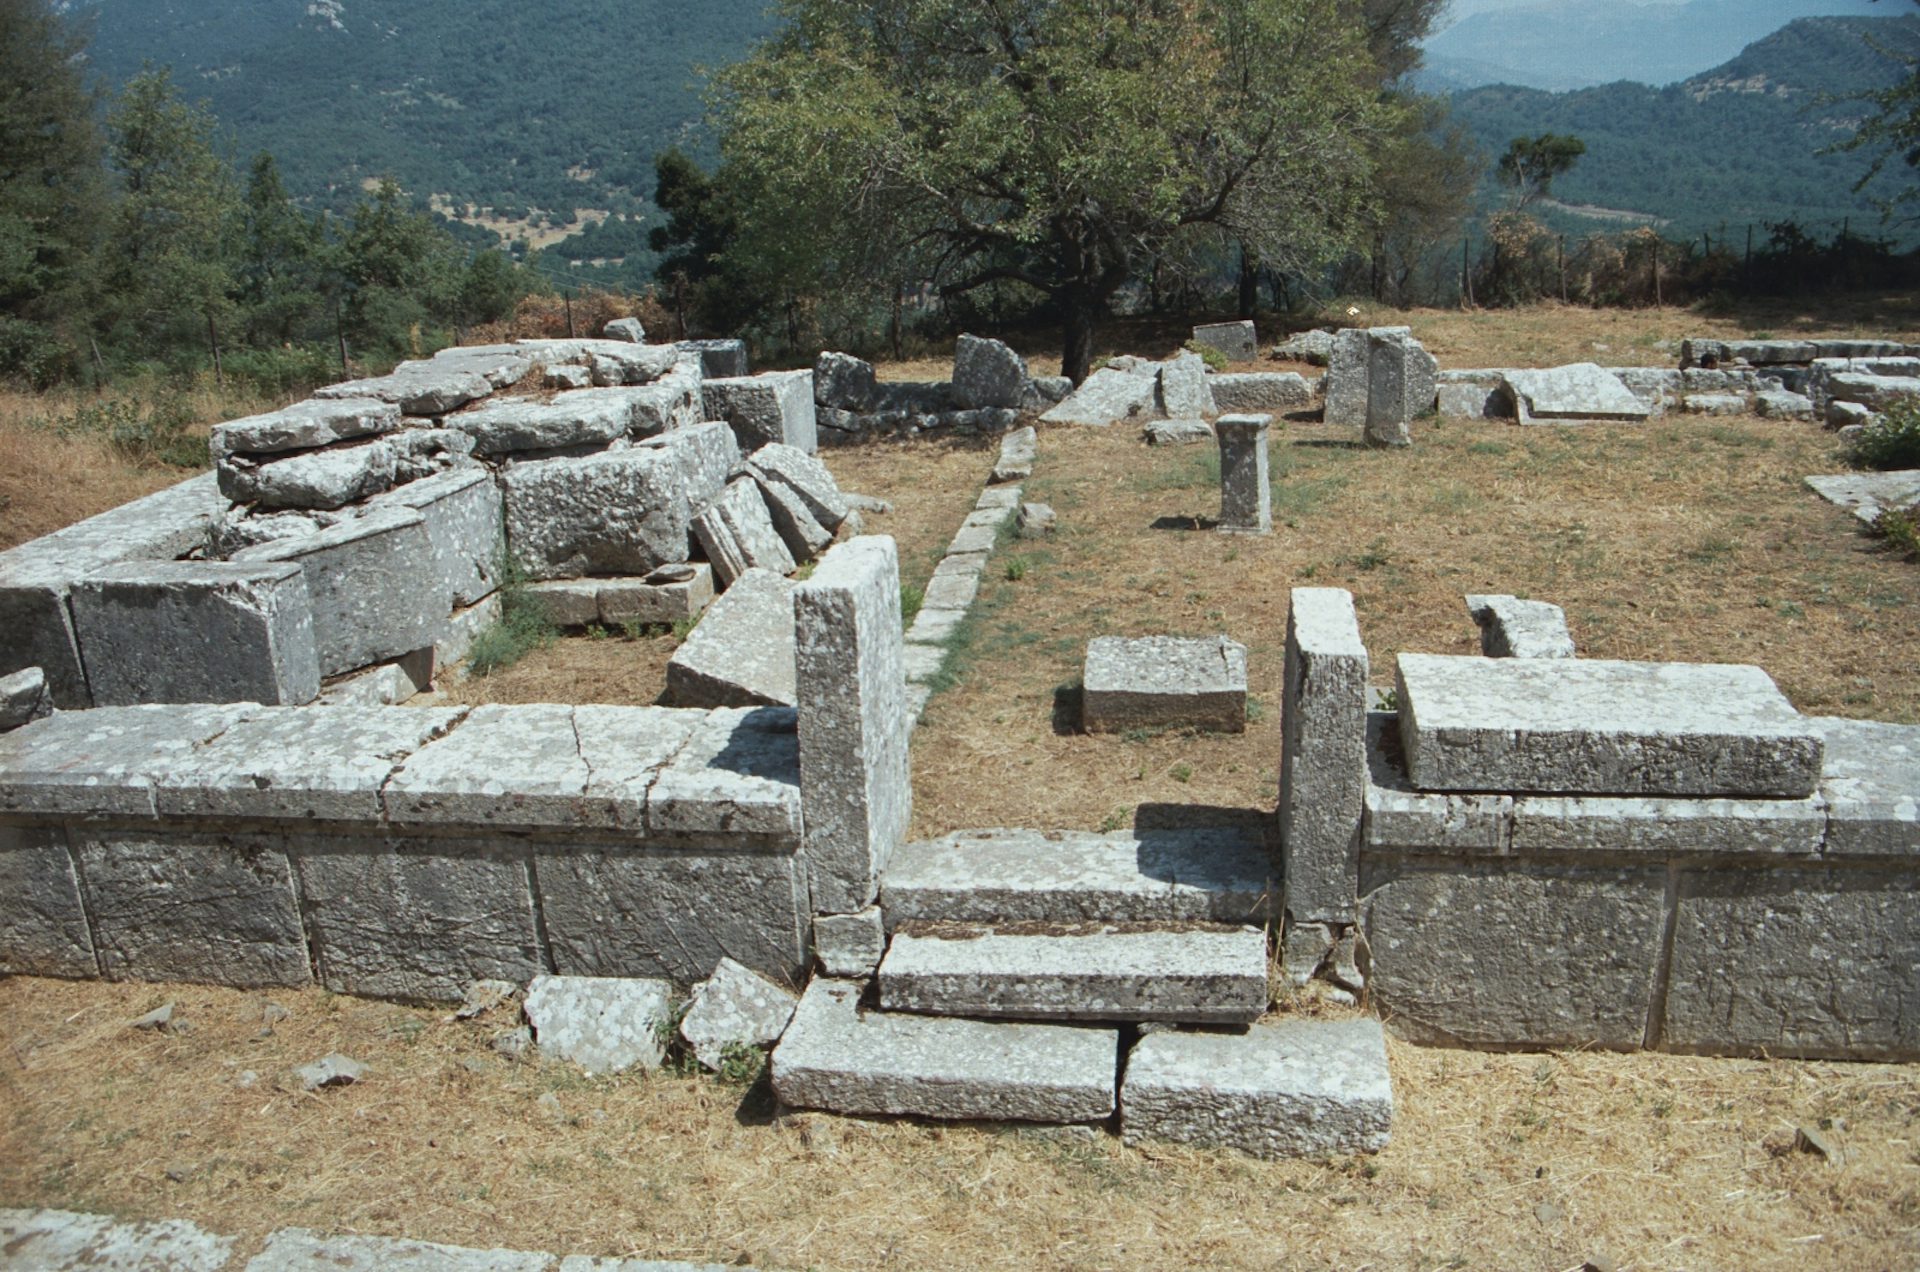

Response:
(1098, 806), (1130, 833)
(466, 555), (559, 676)
(1183, 339), (1229, 371)
(41, 394), (209, 468)
(1169, 763), (1193, 784)
(1004, 555), (1030, 582)
(1850, 400), (1920, 470)
(1875, 506), (1920, 559)
(714, 1042), (768, 1088)
(1377, 688), (1401, 712)
(900, 583), (925, 625)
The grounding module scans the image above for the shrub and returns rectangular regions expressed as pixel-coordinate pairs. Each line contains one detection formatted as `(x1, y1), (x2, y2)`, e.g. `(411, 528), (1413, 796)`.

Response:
(42, 394), (208, 468)
(1850, 400), (1920, 471)
(465, 556), (558, 676)
(1183, 340), (1228, 371)
(1875, 506), (1919, 559)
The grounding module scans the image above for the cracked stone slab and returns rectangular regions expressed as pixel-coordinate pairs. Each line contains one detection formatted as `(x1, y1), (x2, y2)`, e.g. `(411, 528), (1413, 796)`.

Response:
(0, 1207), (235, 1271)
(693, 477), (795, 588)
(210, 396), (402, 459)
(1121, 1017), (1393, 1159)
(663, 568), (797, 709)
(877, 921), (1269, 1023)
(219, 438), (397, 510)
(0, 824), (97, 978)
(1082, 635), (1247, 734)
(771, 979), (1118, 1122)
(572, 705), (705, 831)
(1039, 367), (1157, 427)
(679, 956), (799, 1070)
(0, 703), (259, 818)
(524, 974), (672, 1075)
(502, 447), (688, 581)
(385, 704), (593, 829)
(246, 1228), (554, 1270)
(1395, 654), (1825, 799)
(1465, 594), (1576, 659)
(1499, 364), (1650, 423)
(1813, 716), (1920, 856)
(647, 706), (802, 842)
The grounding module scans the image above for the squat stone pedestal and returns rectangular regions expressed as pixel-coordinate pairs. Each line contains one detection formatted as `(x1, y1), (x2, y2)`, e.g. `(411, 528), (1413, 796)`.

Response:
(1082, 635), (1248, 734)
(1215, 414), (1272, 535)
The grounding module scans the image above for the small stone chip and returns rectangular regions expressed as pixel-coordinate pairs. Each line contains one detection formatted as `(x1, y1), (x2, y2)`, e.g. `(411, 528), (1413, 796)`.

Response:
(295, 1053), (366, 1091)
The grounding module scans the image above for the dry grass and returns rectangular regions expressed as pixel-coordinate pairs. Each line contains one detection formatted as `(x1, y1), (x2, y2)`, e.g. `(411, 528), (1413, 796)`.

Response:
(1, 976), (1915, 1270)
(432, 626), (687, 708)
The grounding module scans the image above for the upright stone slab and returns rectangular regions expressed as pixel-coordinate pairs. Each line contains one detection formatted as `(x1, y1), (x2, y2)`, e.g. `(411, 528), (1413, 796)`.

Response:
(1395, 654), (1825, 798)
(663, 568), (798, 708)
(501, 447), (688, 580)
(951, 334), (1029, 409)
(1464, 593), (1576, 659)
(1322, 328), (1372, 426)
(1191, 320), (1257, 363)
(1280, 589), (1370, 925)
(702, 370), (818, 454)
(1158, 351), (1218, 418)
(692, 477), (796, 588)
(70, 562), (321, 706)
(794, 536), (911, 913)
(0, 824), (97, 978)
(748, 442), (851, 530)
(1364, 331), (1414, 448)
(679, 337), (750, 378)
(1215, 413), (1272, 534)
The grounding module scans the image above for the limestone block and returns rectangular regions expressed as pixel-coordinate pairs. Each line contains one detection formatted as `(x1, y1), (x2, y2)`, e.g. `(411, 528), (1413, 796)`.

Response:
(1755, 390), (1815, 420)
(246, 1229), (550, 1271)
(948, 506), (1011, 555)
(1826, 371), (1920, 412)
(1146, 418), (1213, 446)
(747, 442), (851, 530)
(210, 507), (326, 557)
(445, 389), (637, 456)
(501, 447), (687, 580)
(604, 317), (646, 342)
(436, 593), (502, 669)
(1158, 351), (1217, 418)
(905, 606), (965, 646)
(1805, 471), (1920, 524)
(952, 334), (1030, 409)
(384, 704), (592, 830)
(901, 642), (944, 683)
(210, 396), (401, 460)
(703, 370), (818, 453)
(596, 564), (715, 628)
(0, 703), (255, 818)
(1280, 921), (1334, 985)
(878, 921), (1269, 1023)
(363, 467), (504, 610)
(813, 907), (886, 976)
(234, 507), (439, 678)
(1510, 792), (1825, 856)
(1499, 364), (1650, 423)
(624, 366), (705, 437)
(1017, 502), (1055, 538)
(1813, 716), (1920, 856)
(1280, 589), (1370, 923)
(645, 705), (802, 842)
(975, 486), (1019, 511)
(1437, 381), (1502, 418)
(750, 466), (832, 560)
(70, 561), (321, 707)
(525, 975), (673, 1074)
(537, 846), (810, 986)
(1039, 366), (1158, 427)
(1210, 372), (1312, 413)
(794, 537), (911, 912)
(1191, 320), (1256, 362)
(75, 830), (310, 988)
(1662, 866), (1917, 1059)
(663, 569), (797, 708)
(317, 360), (494, 416)
(679, 337), (750, 378)
(1395, 654), (1825, 798)
(0, 666), (52, 731)
(430, 344), (539, 387)
(389, 426), (480, 482)
(679, 956), (799, 1070)
(881, 827), (1275, 926)
(814, 352), (878, 411)
(641, 419), (742, 517)
(692, 477), (795, 588)
(510, 339), (677, 385)
(1464, 593), (1576, 659)
(1683, 393), (1749, 416)
(1121, 1018), (1393, 1158)
(771, 979), (1118, 1122)
(0, 825), (95, 978)
(1360, 858), (1666, 1048)
(1322, 328), (1374, 426)
(1215, 414), (1272, 534)
(1081, 635), (1247, 734)
(1363, 712), (1511, 853)
(575, 704), (710, 825)
(1364, 331), (1415, 448)
(0, 1208), (234, 1271)
(1272, 329), (1335, 364)
(316, 652), (433, 707)
(219, 438), (397, 510)
(293, 835), (541, 1002)
(1031, 374), (1074, 403)
(993, 425), (1037, 482)
(547, 364), (594, 390)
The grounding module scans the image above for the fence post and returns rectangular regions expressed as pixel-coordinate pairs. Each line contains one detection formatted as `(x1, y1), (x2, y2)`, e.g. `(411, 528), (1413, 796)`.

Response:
(564, 290), (576, 338)
(206, 313), (223, 389)
(1558, 236), (1567, 303)
(1462, 236), (1473, 309)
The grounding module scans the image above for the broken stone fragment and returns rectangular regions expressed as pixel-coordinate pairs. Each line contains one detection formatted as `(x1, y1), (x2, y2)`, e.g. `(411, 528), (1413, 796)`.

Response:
(295, 1053), (366, 1091)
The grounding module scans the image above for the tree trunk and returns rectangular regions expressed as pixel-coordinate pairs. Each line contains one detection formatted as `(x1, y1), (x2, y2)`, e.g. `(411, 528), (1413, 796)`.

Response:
(1061, 293), (1097, 385)
(1237, 242), (1258, 319)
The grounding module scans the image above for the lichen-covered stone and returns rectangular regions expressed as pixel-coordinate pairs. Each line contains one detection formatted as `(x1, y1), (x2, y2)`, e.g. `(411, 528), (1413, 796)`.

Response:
(646, 706), (802, 842)
(1813, 716), (1920, 856)
(1157, 351), (1217, 417)
(1039, 367), (1157, 427)
(703, 370), (818, 453)
(363, 467), (504, 611)
(501, 447), (688, 580)
(0, 825), (96, 978)
(951, 334), (1029, 410)
(1210, 372), (1312, 413)
(524, 975), (673, 1074)
(1214, 414), (1271, 534)
(663, 569), (797, 709)
(0, 703), (257, 818)
(813, 907), (886, 976)
(679, 956), (799, 1069)
(1464, 593), (1576, 659)
(1082, 635), (1248, 734)
(1191, 320), (1256, 362)
(218, 439), (397, 510)
(211, 396), (401, 460)
(692, 477), (795, 588)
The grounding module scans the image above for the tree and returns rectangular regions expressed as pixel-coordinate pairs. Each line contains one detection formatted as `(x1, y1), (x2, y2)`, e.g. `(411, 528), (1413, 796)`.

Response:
(1838, 0), (1920, 217)
(1496, 133), (1587, 210)
(710, 0), (1392, 381)
(235, 152), (328, 346)
(1360, 98), (1479, 304)
(338, 178), (459, 355)
(648, 147), (762, 337)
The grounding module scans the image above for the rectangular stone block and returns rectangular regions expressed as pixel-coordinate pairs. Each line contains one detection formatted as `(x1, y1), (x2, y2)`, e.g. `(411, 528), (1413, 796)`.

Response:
(1663, 867), (1917, 1060)
(1322, 328), (1372, 426)
(1158, 351), (1217, 417)
(1214, 415), (1271, 534)
(440, 388), (638, 456)
(0, 704), (257, 818)
(1360, 858), (1667, 1049)
(1510, 793), (1826, 856)
(771, 979), (1118, 1122)
(363, 467), (503, 610)
(75, 830), (310, 988)
(1396, 655), (1825, 798)
(1364, 331), (1413, 448)
(813, 907), (886, 976)
(678, 337), (749, 378)
(748, 442), (851, 530)
(692, 477), (795, 587)
(500, 447), (687, 580)
(291, 834), (543, 1003)
(537, 843), (810, 987)
(217, 438), (397, 510)
(1813, 716), (1920, 857)
(1082, 635), (1248, 734)
(1038, 366), (1157, 427)
(315, 651), (434, 707)
(524, 580), (601, 627)
(1465, 593), (1576, 659)
(233, 507), (439, 678)
(596, 563), (714, 628)
(1363, 712), (1511, 854)
(640, 419), (742, 522)
(1209, 372), (1312, 413)
(664, 568), (797, 708)
(210, 396), (401, 460)
(317, 360), (494, 416)
(794, 537), (911, 912)
(1191, 320), (1257, 363)
(702, 370), (818, 454)
(646, 706), (802, 844)
(1121, 1018), (1393, 1158)
(1281, 589), (1371, 923)
(1499, 364), (1650, 423)
(0, 824), (96, 978)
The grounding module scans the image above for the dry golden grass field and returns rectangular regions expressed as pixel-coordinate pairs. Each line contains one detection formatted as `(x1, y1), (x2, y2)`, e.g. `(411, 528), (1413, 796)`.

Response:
(1, 303), (1917, 1269)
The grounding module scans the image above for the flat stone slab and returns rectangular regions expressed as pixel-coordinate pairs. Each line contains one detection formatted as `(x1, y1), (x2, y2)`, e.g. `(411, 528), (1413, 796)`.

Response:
(211, 396), (402, 459)
(1464, 593), (1575, 659)
(1806, 471), (1920, 525)
(0, 703), (257, 818)
(877, 921), (1269, 1023)
(247, 1228), (555, 1271)
(1813, 716), (1920, 856)
(645, 706), (801, 842)
(1499, 364), (1650, 423)
(1082, 635), (1247, 734)
(1209, 372), (1312, 413)
(317, 360), (495, 416)
(664, 568), (797, 709)
(1395, 654), (1825, 798)
(678, 956), (798, 1071)
(1145, 418), (1213, 446)
(1121, 1017), (1393, 1159)
(1363, 712), (1513, 854)
(524, 974), (673, 1075)
(881, 827), (1275, 926)
(0, 1207), (235, 1270)
(770, 979), (1118, 1122)
(1510, 792), (1827, 856)
(1039, 366), (1157, 427)
(502, 447), (687, 580)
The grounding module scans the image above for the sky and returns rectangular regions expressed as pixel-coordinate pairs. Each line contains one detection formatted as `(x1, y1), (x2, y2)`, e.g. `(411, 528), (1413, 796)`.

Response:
(1438, 0), (1891, 20)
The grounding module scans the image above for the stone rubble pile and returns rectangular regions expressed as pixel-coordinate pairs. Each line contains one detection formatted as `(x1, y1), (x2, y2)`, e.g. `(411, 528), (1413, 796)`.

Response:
(814, 333), (1055, 445)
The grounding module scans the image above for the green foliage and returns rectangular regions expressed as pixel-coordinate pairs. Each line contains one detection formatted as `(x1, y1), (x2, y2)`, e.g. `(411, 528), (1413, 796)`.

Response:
(1496, 133), (1586, 208)
(1004, 556), (1031, 582)
(1851, 399), (1920, 470)
(35, 394), (207, 467)
(713, 1042), (768, 1088)
(899, 583), (925, 626)
(1183, 341), (1229, 372)
(1874, 506), (1920, 558)
(465, 558), (558, 677)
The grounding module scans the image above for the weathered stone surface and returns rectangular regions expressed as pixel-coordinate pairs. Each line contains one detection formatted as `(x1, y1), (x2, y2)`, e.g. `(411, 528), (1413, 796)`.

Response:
(444, 390), (632, 456)
(247, 1228), (552, 1271)
(1663, 866), (1917, 1059)
(513, 339), (679, 385)
(1082, 635), (1247, 734)
(385, 704), (592, 830)
(293, 835), (541, 1002)
(814, 352), (878, 412)
(678, 337), (749, 379)
(1508, 792), (1825, 856)
(1363, 331), (1417, 447)
(1682, 392), (1749, 416)
(747, 442), (850, 531)
(1146, 418), (1213, 446)
(795, 537), (911, 913)
(316, 651), (433, 706)
(750, 465), (832, 560)
(212, 396), (402, 460)
(604, 317), (646, 343)
(881, 827), (1275, 926)
(703, 370), (818, 453)
(0, 667), (52, 731)
(1437, 380), (1502, 418)
(389, 426), (480, 482)
(0, 825), (95, 978)
(1281, 589), (1370, 923)
(1826, 371), (1920, 412)
(502, 447), (686, 581)
(1499, 364), (1651, 423)
(317, 360), (495, 416)
(1121, 1018), (1393, 1159)
(538, 846), (809, 986)
(1681, 337), (1823, 367)
(771, 979), (1118, 1122)
(1030, 375), (1073, 404)
(1805, 471), (1920, 524)
(219, 438), (397, 510)
(679, 956), (799, 1070)
(905, 605), (965, 646)
(431, 344), (539, 388)
(1396, 654), (1825, 798)
(1272, 329), (1336, 365)
(813, 907), (886, 976)
(1215, 413), (1272, 535)
(76, 830), (310, 988)
(70, 561), (321, 706)
(952, 334), (1030, 410)
(645, 705), (801, 841)
(0, 1208), (235, 1271)
(595, 564), (715, 628)
(1465, 593), (1576, 659)
(947, 506), (1011, 555)
(436, 594), (501, 669)
(1361, 858), (1666, 1048)
(1210, 372), (1312, 413)
(1280, 920), (1335, 985)
(524, 975), (673, 1074)
(1322, 328), (1373, 426)
(664, 569), (797, 708)
(364, 467), (504, 611)
(1756, 390), (1815, 419)
(1158, 351), (1217, 418)
(1364, 712), (1512, 854)
(879, 921), (1269, 1023)
(1813, 716), (1920, 856)
(211, 506), (327, 556)
(692, 477), (795, 587)
(1016, 502), (1055, 538)
(547, 364), (594, 390)
(0, 703), (254, 818)
(1191, 320), (1257, 362)
(1039, 367), (1158, 427)
(992, 425), (1037, 482)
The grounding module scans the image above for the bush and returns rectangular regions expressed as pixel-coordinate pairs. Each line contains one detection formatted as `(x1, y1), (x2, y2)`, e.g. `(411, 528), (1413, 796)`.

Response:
(41, 394), (208, 468)
(221, 344), (342, 397)
(1874, 506), (1919, 559)
(1850, 400), (1920, 471)
(1183, 340), (1228, 371)
(465, 558), (559, 676)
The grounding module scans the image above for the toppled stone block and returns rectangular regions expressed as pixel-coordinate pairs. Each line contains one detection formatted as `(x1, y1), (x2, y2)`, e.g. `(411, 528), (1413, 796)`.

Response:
(524, 975), (673, 1074)
(664, 569), (797, 708)
(993, 425), (1038, 482)
(704, 370), (818, 453)
(771, 978), (1118, 1122)
(0, 1208), (233, 1271)
(1465, 593), (1576, 659)
(596, 563), (715, 628)
(364, 466), (503, 612)
(0, 824), (96, 978)
(1395, 654), (1825, 798)
(1499, 364), (1651, 424)
(218, 439), (397, 510)
(748, 442), (851, 530)
(1082, 635), (1247, 734)
(952, 334), (1029, 410)
(1146, 418), (1213, 446)
(1121, 1018), (1393, 1158)
(211, 397), (400, 460)
(71, 561), (321, 706)
(502, 447), (687, 580)
(679, 956), (799, 1070)
(1191, 320), (1257, 363)
(751, 465), (833, 561)
(1272, 329), (1335, 365)
(603, 317), (646, 342)
(1215, 414), (1272, 534)
(814, 351), (878, 412)
(1039, 366), (1157, 427)
(692, 477), (796, 587)
(1813, 716), (1920, 856)
(317, 360), (495, 416)
(446, 389), (638, 457)
(0, 667), (52, 732)
(1281, 589), (1371, 923)
(1210, 372), (1312, 413)
(678, 337), (749, 378)
(813, 907), (886, 976)
(1158, 351), (1217, 418)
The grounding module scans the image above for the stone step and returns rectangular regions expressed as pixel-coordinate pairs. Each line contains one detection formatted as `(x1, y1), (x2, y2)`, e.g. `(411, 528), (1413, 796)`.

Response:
(881, 827), (1275, 927)
(876, 922), (1269, 1024)
(769, 979), (1117, 1123)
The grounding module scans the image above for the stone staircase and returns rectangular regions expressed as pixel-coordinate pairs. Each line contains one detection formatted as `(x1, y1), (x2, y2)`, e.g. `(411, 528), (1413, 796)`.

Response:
(768, 827), (1396, 1159)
